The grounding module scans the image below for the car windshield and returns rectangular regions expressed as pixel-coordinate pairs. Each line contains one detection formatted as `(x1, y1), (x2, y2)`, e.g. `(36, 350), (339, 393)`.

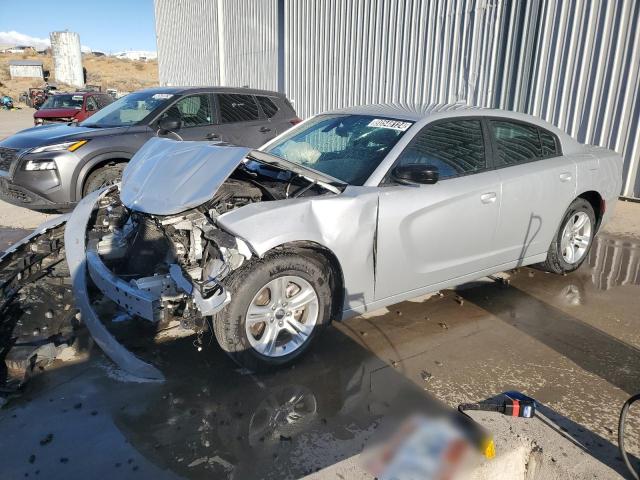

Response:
(41, 94), (84, 110)
(265, 114), (413, 185)
(80, 91), (174, 128)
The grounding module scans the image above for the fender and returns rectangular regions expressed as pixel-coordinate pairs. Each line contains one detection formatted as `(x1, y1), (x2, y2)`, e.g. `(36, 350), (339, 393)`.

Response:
(72, 151), (134, 201)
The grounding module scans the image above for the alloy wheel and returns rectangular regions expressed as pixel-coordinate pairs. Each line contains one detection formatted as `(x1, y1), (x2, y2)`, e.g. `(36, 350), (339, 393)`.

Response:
(560, 211), (592, 264)
(245, 275), (319, 357)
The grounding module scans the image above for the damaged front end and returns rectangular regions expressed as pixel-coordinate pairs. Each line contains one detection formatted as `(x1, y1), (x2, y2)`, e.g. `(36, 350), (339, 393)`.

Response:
(65, 138), (342, 379)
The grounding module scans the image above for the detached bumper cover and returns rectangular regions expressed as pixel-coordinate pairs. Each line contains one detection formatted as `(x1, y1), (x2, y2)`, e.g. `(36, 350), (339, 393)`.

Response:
(65, 188), (165, 381)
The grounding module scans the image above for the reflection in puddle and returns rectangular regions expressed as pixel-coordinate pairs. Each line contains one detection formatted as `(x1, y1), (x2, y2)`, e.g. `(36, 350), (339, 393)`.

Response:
(587, 234), (640, 290)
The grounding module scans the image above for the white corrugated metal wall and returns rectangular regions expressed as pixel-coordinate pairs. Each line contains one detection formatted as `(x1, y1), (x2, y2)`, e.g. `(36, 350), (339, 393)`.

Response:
(154, 0), (640, 198)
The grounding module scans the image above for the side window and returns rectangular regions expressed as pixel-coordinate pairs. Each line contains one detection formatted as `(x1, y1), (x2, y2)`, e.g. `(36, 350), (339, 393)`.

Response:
(164, 94), (212, 127)
(540, 128), (559, 157)
(85, 96), (98, 111)
(491, 120), (542, 166)
(217, 94), (260, 123)
(395, 119), (486, 180)
(257, 96), (279, 118)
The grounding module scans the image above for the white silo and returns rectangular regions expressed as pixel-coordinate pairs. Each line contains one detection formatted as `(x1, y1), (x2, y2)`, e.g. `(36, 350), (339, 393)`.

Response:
(50, 31), (84, 88)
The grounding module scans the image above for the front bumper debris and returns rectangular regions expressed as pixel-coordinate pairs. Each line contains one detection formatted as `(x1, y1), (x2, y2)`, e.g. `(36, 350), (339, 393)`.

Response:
(65, 188), (165, 380)
(65, 186), (237, 380)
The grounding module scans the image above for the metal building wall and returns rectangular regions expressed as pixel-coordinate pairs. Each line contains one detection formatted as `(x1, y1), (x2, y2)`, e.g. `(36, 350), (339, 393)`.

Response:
(154, 0), (221, 85)
(218, 0), (279, 90)
(154, 0), (640, 198)
(285, 0), (640, 198)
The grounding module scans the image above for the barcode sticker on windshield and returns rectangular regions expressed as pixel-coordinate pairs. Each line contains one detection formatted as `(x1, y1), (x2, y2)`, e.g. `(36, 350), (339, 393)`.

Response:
(152, 93), (174, 100)
(368, 119), (412, 131)
(72, 95), (83, 100)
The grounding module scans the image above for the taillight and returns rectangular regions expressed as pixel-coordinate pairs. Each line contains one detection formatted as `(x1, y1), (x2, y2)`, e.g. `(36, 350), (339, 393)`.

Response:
(289, 117), (303, 125)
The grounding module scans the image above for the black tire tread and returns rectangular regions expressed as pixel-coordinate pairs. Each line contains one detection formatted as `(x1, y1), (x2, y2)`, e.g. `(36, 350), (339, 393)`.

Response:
(213, 251), (333, 372)
(540, 198), (595, 274)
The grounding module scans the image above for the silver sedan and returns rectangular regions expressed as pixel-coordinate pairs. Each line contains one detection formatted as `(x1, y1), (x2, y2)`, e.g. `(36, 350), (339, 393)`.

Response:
(64, 103), (623, 377)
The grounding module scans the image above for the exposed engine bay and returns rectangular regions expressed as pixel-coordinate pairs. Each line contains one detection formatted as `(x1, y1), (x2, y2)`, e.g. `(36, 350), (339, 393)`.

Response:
(86, 156), (337, 342)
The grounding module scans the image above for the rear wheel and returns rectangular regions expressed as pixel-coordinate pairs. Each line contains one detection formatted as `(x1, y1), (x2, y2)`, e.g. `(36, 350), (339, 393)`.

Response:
(82, 164), (125, 197)
(541, 198), (596, 274)
(213, 252), (333, 371)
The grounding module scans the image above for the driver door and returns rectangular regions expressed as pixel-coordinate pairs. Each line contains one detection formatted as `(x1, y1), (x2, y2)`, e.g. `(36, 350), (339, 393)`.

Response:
(159, 94), (219, 141)
(374, 118), (502, 301)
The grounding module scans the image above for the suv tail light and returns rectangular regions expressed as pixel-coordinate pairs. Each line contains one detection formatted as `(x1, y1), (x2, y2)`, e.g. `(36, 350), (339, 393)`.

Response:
(289, 117), (303, 126)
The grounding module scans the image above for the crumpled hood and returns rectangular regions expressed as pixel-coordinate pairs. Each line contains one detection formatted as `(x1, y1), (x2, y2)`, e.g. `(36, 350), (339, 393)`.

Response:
(120, 137), (251, 215)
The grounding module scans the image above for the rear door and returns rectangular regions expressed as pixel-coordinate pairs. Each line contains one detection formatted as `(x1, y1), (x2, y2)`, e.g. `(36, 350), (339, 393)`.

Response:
(213, 93), (272, 147)
(374, 118), (502, 300)
(489, 119), (577, 264)
(159, 93), (217, 141)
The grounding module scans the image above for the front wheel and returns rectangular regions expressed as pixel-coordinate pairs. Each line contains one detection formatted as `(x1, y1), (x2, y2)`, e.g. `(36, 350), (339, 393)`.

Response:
(213, 252), (333, 371)
(82, 164), (125, 197)
(540, 198), (596, 274)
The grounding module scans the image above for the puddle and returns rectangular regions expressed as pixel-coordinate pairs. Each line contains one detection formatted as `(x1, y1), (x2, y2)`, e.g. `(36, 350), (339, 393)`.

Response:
(587, 233), (640, 290)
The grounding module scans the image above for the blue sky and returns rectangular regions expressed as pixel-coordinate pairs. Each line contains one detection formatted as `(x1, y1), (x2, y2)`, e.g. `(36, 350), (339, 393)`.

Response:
(0, 0), (157, 52)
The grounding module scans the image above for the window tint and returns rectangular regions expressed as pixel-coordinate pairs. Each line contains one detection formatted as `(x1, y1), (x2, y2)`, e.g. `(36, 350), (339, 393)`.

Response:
(217, 94), (260, 122)
(540, 129), (558, 157)
(491, 120), (542, 166)
(163, 94), (212, 127)
(257, 96), (279, 118)
(395, 119), (486, 179)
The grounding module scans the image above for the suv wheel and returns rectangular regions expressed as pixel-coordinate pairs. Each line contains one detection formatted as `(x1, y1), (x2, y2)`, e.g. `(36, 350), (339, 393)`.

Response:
(213, 252), (333, 371)
(541, 198), (596, 274)
(83, 164), (125, 197)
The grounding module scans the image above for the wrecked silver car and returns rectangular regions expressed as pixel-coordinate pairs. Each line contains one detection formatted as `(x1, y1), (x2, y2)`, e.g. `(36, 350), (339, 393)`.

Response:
(59, 104), (621, 378)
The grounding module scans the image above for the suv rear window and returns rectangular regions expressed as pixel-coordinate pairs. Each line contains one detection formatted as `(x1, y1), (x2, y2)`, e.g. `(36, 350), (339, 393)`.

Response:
(257, 96), (279, 118)
(217, 94), (260, 123)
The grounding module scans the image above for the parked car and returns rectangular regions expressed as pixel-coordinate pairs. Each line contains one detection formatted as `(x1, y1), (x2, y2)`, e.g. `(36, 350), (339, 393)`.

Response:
(0, 87), (300, 211)
(33, 91), (113, 125)
(61, 103), (622, 377)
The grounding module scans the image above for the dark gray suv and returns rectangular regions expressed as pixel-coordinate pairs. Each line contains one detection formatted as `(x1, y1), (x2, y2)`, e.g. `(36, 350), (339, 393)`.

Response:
(0, 87), (300, 211)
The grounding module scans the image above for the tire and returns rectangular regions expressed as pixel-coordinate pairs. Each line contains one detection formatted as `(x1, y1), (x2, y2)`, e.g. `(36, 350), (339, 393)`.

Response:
(82, 164), (125, 197)
(540, 198), (596, 274)
(213, 252), (333, 372)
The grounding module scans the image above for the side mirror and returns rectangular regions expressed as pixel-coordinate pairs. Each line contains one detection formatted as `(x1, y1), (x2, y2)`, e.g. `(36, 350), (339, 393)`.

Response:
(86, 103), (96, 111)
(392, 164), (439, 185)
(158, 117), (182, 133)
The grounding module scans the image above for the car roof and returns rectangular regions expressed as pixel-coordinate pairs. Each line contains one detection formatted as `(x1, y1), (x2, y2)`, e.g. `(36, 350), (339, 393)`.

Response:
(135, 86), (287, 97)
(324, 102), (574, 141)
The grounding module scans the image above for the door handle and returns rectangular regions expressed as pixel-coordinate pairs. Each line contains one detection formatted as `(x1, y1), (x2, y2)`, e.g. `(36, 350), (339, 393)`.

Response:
(559, 172), (572, 182)
(259, 126), (272, 133)
(480, 192), (497, 204)
(206, 132), (220, 140)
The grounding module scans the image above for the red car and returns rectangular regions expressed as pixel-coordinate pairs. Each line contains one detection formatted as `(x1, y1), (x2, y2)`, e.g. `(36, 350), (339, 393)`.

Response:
(33, 92), (114, 126)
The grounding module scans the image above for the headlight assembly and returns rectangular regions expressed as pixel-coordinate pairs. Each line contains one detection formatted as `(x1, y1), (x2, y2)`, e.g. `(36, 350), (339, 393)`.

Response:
(23, 160), (57, 171)
(31, 140), (88, 154)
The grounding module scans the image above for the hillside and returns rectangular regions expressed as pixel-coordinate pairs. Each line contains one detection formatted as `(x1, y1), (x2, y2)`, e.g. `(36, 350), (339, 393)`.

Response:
(0, 52), (158, 102)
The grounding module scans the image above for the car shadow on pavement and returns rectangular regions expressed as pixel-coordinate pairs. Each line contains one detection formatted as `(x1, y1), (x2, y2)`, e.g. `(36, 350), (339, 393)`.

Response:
(0, 323), (477, 480)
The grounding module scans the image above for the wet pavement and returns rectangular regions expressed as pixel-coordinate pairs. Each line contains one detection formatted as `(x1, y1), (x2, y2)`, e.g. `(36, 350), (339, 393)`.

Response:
(0, 229), (639, 478)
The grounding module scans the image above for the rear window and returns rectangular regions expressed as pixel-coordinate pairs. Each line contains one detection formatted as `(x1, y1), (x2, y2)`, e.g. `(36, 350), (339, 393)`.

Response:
(540, 129), (559, 157)
(217, 94), (260, 123)
(491, 120), (542, 166)
(257, 96), (279, 118)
